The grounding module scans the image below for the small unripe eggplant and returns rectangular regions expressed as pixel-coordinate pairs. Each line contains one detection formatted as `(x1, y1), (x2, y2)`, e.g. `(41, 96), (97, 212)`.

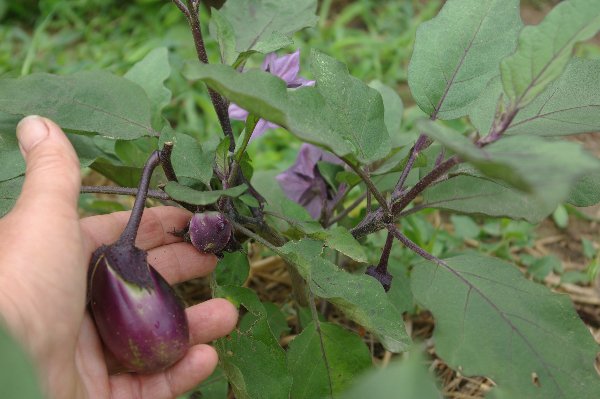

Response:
(89, 243), (189, 373)
(188, 211), (232, 254)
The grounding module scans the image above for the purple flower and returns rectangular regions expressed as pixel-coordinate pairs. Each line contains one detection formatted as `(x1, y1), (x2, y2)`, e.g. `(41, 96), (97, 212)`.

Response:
(228, 50), (315, 138)
(276, 144), (341, 219)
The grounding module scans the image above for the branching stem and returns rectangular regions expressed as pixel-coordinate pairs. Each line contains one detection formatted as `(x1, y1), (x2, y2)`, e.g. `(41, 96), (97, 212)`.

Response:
(341, 156), (390, 216)
(392, 134), (430, 201)
(80, 185), (170, 201)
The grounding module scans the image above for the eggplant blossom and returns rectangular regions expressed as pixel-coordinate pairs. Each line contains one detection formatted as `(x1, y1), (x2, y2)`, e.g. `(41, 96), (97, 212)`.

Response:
(276, 143), (342, 219)
(228, 50), (314, 138)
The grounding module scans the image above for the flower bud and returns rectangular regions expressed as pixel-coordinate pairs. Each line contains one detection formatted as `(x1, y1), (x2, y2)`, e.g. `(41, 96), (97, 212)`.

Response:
(89, 244), (189, 373)
(188, 211), (232, 254)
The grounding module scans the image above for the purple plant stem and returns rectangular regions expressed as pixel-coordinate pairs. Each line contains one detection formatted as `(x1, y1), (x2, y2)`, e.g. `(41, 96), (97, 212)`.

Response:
(325, 191), (367, 228)
(377, 232), (394, 272)
(80, 185), (170, 201)
(350, 155), (460, 239)
(391, 156), (460, 215)
(391, 134), (430, 201)
(387, 224), (436, 263)
(477, 107), (518, 146)
(341, 156), (390, 216)
(159, 142), (178, 183)
(183, 0), (235, 151)
(118, 151), (161, 247)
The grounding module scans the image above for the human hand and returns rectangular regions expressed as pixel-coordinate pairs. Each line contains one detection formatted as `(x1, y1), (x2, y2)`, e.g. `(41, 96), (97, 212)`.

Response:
(0, 116), (238, 399)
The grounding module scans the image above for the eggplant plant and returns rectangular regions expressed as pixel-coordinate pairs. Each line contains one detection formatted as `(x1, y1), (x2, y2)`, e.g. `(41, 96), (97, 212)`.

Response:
(1, 0), (600, 398)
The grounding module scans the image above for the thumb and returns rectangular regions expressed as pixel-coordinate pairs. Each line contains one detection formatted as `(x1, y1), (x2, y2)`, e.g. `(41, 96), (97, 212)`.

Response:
(14, 116), (81, 219)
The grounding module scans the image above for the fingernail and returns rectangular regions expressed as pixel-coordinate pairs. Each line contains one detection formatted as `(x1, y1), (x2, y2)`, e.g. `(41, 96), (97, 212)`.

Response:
(17, 115), (49, 155)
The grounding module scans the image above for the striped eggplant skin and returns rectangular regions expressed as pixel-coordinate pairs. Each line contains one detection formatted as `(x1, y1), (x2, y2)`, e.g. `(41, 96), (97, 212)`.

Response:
(89, 246), (189, 373)
(188, 212), (232, 254)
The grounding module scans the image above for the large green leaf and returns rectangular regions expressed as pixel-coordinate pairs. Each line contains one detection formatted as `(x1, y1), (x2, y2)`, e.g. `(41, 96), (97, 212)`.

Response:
(212, 0), (317, 62)
(422, 174), (555, 223)
(280, 239), (411, 352)
(287, 322), (371, 399)
(124, 47), (172, 128)
(500, 0), (600, 109)
(340, 349), (442, 399)
(164, 181), (247, 205)
(408, 0), (521, 120)
(214, 286), (292, 399)
(411, 254), (600, 399)
(184, 50), (390, 163)
(420, 121), (600, 207)
(0, 71), (155, 139)
(0, 176), (23, 217)
(471, 59), (600, 137)
(0, 325), (44, 399)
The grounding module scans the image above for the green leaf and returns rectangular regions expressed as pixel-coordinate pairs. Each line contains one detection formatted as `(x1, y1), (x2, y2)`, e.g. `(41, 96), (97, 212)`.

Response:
(214, 286), (292, 399)
(1, 115), (102, 182)
(310, 51), (391, 163)
(280, 239), (411, 352)
(422, 175), (555, 223)
(124, 47), (172, 128)
(567, 172), (600, 207)
(408, 0), (521, 119)
(287, 322), (371, 399)
(215, 251), (249, 286)
(0, 176), (23, 217)
(340, 348), (442, 399)
(164, 182), (247, 205)
(411, 254), (600, 399)
(215, 0), (317, 59)
(386, 260), (415, 316)
(209, 9), (237, 65)
(472, 59), (600, 137)
(368, 80), (404, 136)
(311, 226), (368, 263)
(171, 133), (213, 186)
(500, 0), (600, 109)
(0, 112), (24, 182)
(420, 121), (600, 207)
(0, 72), (155, 139)
(184, 50), (391, 163)
(263, 302), (290, 340)
(68, 134), (106, 168)
(184, 367), (228, 399)
(0, 324), (44, 399)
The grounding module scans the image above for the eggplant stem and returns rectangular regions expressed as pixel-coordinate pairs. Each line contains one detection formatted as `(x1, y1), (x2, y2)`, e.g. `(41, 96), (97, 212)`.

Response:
(118, 151), (161, 247)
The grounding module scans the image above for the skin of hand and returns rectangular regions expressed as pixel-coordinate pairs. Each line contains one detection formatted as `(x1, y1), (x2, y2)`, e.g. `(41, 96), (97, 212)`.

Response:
(0, 116), (238, 399)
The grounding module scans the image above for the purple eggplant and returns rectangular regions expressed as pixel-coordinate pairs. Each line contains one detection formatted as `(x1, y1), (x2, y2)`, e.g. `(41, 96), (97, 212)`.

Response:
(89, 244), (189, 373)
(87, 151), (189, 373)
(188, 211), (232, 254)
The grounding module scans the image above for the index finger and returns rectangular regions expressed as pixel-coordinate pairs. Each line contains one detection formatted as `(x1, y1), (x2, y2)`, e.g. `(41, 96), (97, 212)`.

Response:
(81, 206), (192, 252)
